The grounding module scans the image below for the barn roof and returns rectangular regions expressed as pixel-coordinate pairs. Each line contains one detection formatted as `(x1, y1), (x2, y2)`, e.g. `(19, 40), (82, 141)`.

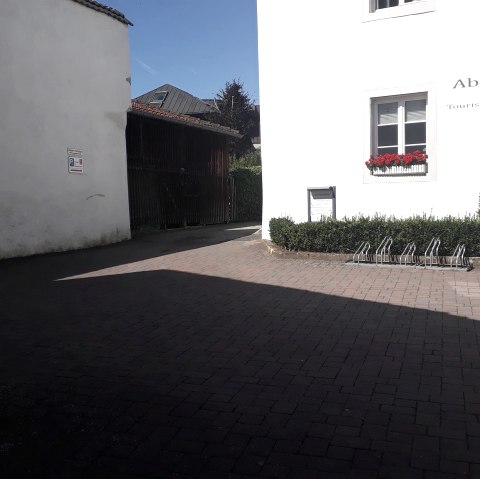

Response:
(70, 0), (133, 26)
(134, 84), (217, 116)
(130, 102), (242, 139)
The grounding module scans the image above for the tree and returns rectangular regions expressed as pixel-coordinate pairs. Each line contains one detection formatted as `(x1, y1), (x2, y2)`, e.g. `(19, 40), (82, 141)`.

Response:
(229, 148), (261, 170)
(207, 80), (260, 158)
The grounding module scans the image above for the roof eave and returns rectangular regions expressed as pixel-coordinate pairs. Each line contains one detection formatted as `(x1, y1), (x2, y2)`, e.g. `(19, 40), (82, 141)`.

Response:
(128, 106), (242, 139)
(71, 0), (133, 26)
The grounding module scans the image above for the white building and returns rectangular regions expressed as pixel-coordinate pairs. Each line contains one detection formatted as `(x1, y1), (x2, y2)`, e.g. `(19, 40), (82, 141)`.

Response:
(257, 0), (480, 238)
(0, 0), (132, 259)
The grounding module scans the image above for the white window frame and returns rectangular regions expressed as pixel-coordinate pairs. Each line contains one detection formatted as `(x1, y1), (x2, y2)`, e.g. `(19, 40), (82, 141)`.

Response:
(363, 85), (436, 184)
(374, 0), (419, 10)
(363, 0), (435, 22)
(372, 92), (428, 157)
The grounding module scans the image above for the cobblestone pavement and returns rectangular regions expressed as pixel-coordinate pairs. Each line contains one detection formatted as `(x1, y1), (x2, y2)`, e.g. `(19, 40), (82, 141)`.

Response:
(2, 224), (480, 479)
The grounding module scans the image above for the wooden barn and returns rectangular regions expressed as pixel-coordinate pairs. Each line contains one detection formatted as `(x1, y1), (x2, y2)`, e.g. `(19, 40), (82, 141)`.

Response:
(126, 102), (242, 229)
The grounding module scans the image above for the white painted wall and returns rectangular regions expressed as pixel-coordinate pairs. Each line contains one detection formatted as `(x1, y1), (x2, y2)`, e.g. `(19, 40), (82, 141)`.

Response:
(258, 0), (480, 239)
(0, 0), (132, 258)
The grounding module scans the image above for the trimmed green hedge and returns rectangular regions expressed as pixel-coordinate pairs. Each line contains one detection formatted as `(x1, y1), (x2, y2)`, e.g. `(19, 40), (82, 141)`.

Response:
(269, 216), (480, 256)
(230, 166), (262, 221)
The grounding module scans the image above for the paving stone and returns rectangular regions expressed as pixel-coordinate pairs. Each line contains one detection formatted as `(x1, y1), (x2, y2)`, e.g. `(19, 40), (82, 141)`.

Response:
(203, 443), (244, 459)
(335, 425), (361, 438)
(327, 446), (356, 461)
(299, 437), (329, 456)
(361, 424), (388, 441)
(246, 437), (275, 456)
(353, 450), (381, 470)
(2, 224), (480, 478)
(307, 456), (351, 473)
(233, 453), (267, 476)
(440, 459), (469, 475)
(379, 465), (423, 479)
(381, 452), (411, 466)
(412, 435), (440, 453)
(416, 413), (441, 426)
(348, 469), (378, 479)
(410, 451), (440, 471)
(259, 463), (290, 478)
(308, 423), (337, 439)
(424, 473), (469, 479)
(267, 452), (308, 469)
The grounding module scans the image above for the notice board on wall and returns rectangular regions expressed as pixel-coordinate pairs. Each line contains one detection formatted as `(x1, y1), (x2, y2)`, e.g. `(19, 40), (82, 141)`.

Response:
(308, 187), (336, 221)
(68, 148), (84, 174)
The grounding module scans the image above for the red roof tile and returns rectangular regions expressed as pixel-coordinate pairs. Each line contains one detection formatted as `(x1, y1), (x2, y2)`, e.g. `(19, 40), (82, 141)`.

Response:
(130, 101), (242, 139)
(71, 0), (133, 26)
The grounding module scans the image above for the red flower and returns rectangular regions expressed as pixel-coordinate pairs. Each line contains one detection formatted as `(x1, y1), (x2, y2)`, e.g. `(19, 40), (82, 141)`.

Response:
(366, 151), (428, 170)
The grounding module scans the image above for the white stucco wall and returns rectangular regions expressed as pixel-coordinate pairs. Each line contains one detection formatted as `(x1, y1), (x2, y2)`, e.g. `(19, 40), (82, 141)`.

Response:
(258, 0), (480, 239)
(0, 0), (132, 258)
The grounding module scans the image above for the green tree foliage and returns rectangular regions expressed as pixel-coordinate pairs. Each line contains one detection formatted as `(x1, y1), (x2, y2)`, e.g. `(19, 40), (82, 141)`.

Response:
(229, 149), (261, 170)
(229, 149), (262, 222)
(230, 166), (262, 221)
(208, 80), (260, 158)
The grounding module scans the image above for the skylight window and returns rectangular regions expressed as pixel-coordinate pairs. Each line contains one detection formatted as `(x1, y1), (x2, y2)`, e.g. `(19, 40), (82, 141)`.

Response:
(150, 91), (168, 106)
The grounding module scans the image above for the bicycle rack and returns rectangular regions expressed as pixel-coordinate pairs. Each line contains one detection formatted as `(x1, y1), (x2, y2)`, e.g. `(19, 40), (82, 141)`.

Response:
(375, 236), (393, 265)
(399, 242), (416, 265)
(424, 237), (441, 267)
(353, 241), (370, 264)
(450, 244), (466, 268)
(351, 236), (471, 270)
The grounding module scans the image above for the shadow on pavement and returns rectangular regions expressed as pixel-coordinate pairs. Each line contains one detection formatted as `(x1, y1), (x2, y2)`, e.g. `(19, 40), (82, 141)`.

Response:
(0, 222), (261, 283)
(1, 266), (479, 478)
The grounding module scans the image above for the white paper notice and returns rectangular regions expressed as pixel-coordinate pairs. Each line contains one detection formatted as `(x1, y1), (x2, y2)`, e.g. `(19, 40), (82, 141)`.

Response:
(68, 148), (84, 174)
(310, 195), (333, 221)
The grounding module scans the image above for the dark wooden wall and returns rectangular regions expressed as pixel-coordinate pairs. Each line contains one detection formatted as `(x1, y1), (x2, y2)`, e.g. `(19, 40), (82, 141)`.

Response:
(126, 112), (232, 229)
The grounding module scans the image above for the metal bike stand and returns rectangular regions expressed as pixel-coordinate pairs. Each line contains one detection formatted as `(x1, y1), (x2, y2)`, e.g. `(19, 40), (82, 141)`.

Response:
(399, 241), (416, 266)
(375, 236), (393, 265)
(424, 237), (441, 267)
(353, 241), (370, 264)
(450, 244), (466, 268)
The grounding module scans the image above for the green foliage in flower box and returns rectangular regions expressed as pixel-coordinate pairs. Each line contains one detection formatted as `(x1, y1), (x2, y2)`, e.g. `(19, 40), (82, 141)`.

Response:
(269, 216), (480, 256)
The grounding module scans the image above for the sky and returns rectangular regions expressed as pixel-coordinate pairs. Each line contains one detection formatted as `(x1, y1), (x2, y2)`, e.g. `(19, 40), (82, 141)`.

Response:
(104, 0), (259, 103)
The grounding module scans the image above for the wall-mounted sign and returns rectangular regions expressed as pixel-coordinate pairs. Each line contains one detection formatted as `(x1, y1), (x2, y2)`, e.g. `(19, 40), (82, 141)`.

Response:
(446, 77), (480, 111)
(453, 78), (479, 89)
(447, 102), (479, 110)
(308, 187), (336, 221)
(68, 148), (83, 174)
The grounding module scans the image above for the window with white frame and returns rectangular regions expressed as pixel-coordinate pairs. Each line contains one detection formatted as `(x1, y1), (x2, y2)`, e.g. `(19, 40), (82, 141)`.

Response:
(373, 94), (427, 155)
(375, 0), (417, 10)
(365, 0), (435, 19)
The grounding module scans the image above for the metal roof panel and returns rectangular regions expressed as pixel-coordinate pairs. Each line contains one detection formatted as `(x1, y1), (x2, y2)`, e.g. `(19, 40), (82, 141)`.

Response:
(134, 84), (217, 115)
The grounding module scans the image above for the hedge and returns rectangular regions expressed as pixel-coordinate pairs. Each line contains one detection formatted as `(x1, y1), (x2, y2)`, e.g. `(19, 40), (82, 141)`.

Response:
(269, 216), (480, 256)
(230, 166), (262, 221)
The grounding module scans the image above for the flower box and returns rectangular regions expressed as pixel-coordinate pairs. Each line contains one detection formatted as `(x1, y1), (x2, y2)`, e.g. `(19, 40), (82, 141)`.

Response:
(365, 150), (428, 177)
(371, 163), (428, 176)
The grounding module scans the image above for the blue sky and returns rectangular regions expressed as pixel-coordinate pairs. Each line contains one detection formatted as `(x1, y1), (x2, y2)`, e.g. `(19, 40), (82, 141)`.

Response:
(105, 0), (259, 102)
